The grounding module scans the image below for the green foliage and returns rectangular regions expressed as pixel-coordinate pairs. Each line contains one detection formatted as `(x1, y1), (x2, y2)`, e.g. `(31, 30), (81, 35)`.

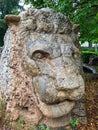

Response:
(0, 19), (7, 46)
(39, 124), (50, 130)
(81, 47), (96, 52)
(4, 114), (11, 128)
(0, 0), (23, 18)
(14, 117), (25, 130)
(0, 99), (12, 129)
(69, 118), (78, 130)
(11, 9), (20, 15)
(0, 99), (6, 119)
(24, 0), (98, 44)
(0, 0), (23, 46)
(82, 51), (98, 63)
(71, 0), (98, 44)
(0, 98), (7, 129)
(17, 117), (25, 124)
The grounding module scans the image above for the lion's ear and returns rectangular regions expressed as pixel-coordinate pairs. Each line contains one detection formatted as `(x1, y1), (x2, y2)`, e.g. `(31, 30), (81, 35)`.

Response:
(5, 15), (20, 26)
(72, 24), (80, 33)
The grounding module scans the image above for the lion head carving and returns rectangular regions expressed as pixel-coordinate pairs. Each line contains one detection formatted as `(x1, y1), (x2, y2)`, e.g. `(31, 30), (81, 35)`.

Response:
(0, 8), (85, 128)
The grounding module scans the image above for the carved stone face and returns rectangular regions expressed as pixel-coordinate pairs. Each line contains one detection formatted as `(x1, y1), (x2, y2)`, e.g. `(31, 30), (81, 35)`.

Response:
(0, 8), (85, 127)
(23, 33), (84, 118)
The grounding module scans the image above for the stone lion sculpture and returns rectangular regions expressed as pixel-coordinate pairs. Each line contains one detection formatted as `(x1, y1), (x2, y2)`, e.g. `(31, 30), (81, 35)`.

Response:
(0, 8), (85, 128)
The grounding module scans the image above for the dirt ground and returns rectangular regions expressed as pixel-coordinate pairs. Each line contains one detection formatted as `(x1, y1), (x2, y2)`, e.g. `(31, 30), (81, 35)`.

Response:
(76, 73), (98, 130)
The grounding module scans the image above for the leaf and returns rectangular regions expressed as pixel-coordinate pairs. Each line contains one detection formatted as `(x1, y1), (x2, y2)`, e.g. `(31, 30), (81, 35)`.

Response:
(39, 124), (46, 130)
(46, 127), (50, 130)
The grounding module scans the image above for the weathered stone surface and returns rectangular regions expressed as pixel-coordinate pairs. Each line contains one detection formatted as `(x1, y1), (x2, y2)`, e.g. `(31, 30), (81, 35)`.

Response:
(71, 96), (87, 125)
(0, 8), (85, 128)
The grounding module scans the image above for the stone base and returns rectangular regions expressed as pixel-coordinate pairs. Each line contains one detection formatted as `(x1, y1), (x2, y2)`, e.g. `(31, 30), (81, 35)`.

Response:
(71, 96), (87, 124)
(40, 112), (71, 128)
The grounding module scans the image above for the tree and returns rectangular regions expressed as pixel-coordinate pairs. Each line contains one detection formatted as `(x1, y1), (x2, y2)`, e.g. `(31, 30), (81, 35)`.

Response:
(24, 0), (98, 45)
(71, 0), (98, 45)
(0, 19), (7, 46)
(0, 0), (22, 18)
(0, 0), (23, 46)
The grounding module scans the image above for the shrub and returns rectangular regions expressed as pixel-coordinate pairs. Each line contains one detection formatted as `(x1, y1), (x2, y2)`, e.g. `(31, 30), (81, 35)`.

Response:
(81, 47), (95, 52)
(82, 51), (98, 63)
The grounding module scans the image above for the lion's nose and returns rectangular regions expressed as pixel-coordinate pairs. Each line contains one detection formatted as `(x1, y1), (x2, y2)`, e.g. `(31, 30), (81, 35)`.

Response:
(56, 76), (80, 90)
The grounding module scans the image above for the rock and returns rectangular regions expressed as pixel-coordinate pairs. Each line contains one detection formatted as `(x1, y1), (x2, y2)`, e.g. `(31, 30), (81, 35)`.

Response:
(0, 8), (85, 128)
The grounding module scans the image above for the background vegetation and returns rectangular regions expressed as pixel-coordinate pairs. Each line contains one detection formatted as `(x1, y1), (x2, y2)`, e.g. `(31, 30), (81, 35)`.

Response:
(25, 0), (98, 46)
(82, 51), (98, 63)
(0, 0), (23, 46)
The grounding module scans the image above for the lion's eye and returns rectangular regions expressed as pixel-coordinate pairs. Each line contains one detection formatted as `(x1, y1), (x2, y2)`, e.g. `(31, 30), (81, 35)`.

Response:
(32, 50), (50, 60)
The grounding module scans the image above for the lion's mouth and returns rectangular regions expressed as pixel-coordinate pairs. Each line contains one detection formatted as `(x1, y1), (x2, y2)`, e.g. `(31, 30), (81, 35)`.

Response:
(36, 92), (75, 118)
(40, 100), (75, 118)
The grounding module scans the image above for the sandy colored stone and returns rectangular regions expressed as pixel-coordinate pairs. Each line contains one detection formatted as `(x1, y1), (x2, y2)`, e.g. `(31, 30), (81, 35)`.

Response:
(0, 8), (85, 128)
